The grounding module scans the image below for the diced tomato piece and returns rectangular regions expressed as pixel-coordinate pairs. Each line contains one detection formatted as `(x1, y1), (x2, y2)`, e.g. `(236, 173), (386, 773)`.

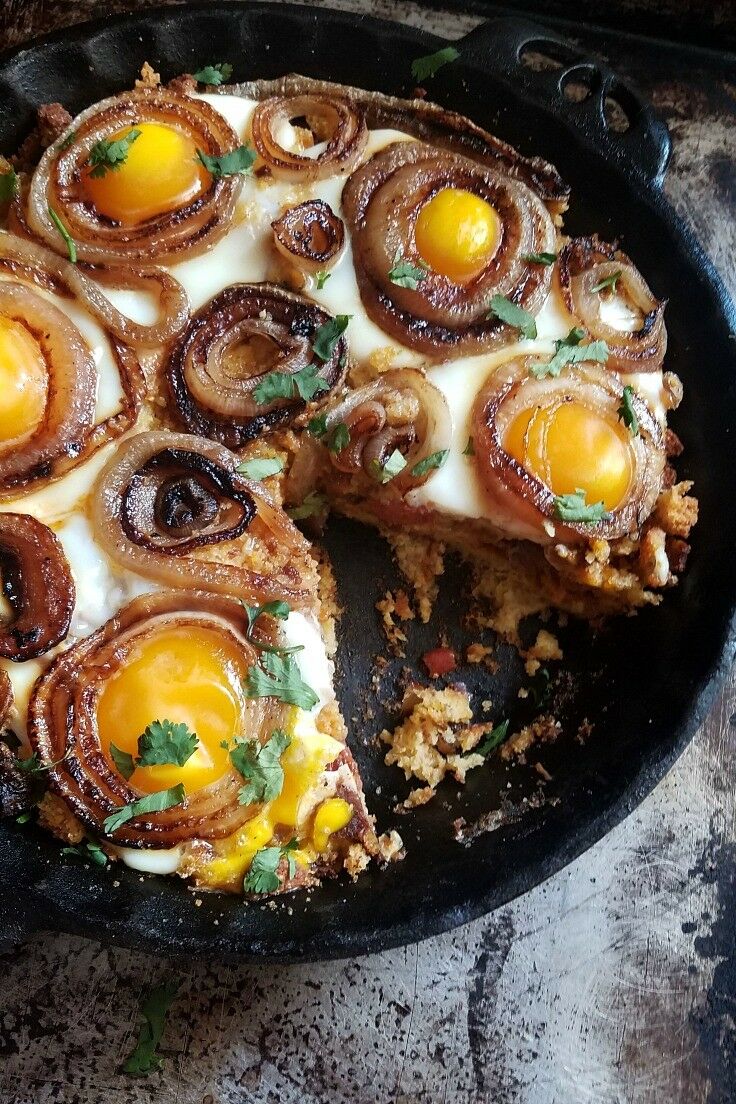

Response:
(422, 646), (457, 678)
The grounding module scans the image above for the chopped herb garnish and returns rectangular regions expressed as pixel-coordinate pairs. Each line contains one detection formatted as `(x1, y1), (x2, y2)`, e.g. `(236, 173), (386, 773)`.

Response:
(531, 327), (609, 378)
(307, 413), (328, 437)
(230, 728), (291, 805)
(463, 436), (475, 456)
(122, 982), (179, 1076)
(57, 130), (77, 151)
(243, 599), (290, 634)
(0, 167), (18, 203)
(487, 294), (537, 340)
(475, 719), (510, 758)
(236, 456), (284, 480)
(371, 448), (407, 484)
(522, 251), (557, 265)
(411, 45), (460, 82)
(411, 449), (448, 477)
(529, 666), (552, 707)
(315, 271), (331, 290)
(87, 128), (141, 178)
(244, 837), (299, 893)
(591, 270), (622, 294)
(617, 384), (639, 435)
(62, 840), (108, 867)
(553, 489), (611, 524)
(15, 811), (32, 825)
(13, 751), (44, 774)
(287, 492), (327, 520)
(388, 249), (427, 290)
(244, 651), (319, 710)
(253, 363), (329, 405)
(137, 720), (198, 769)
(192, 62), (233, 85)
(48, 206), (77, 263)
(196, 144), (256, 178)
(103, 784), (186, 835)
(110, 743), (136, 780)
(328, 422), (351, 453)
(312, 314), (351, 361)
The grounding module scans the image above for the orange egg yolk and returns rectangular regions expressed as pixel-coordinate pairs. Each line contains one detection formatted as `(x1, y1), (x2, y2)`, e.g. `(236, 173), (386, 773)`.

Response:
(82, 122), (210, 225)
(415, 188), (501, 282)
(97, 626), (242, 795)
(0, 316), (48, 444)
(504, 400), (633, 510)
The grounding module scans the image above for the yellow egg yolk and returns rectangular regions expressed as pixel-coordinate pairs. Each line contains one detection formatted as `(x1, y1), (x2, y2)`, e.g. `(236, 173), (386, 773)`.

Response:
(0, 316), (48, 444)
(82, 122), (210, 225)
(97, 626), (241, 794)
(504, 400), (633, 510)
(415, 188), (500, 282)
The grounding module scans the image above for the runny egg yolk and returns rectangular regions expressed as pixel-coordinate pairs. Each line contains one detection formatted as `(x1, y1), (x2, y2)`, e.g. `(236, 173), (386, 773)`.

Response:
(0, 316), (48, 444)
(504, 400), (633, 510)
(97, 626), (241, 794)
(415, 188), (500, 282)
(82, 123), (210, 225)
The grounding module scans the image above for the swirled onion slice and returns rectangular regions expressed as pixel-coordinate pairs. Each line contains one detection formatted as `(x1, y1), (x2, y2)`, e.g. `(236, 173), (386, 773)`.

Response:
(0, 513), (75, 661)
(24, 89), (243, 267)
(342, 141), (557, 358)
(91, 430), (315, 608)
(0, 669), (11, 728)
(29, 591), (285, 847)
(271, 200), (345, 273)
(319, 368), (452, 493)
(471, 359), (665, 543)
(251, 94), (368, 181)
(0, 267), (144, 499)
(558, 236), (667, 373)
(166, 283), (348, 446)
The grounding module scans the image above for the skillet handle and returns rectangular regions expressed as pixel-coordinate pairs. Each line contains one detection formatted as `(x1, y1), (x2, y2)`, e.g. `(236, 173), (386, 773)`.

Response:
(457, 17), (671, 187)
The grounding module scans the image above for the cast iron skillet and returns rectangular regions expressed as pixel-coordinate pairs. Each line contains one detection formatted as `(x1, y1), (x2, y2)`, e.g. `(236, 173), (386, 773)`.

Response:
(1, 3), (735, 961)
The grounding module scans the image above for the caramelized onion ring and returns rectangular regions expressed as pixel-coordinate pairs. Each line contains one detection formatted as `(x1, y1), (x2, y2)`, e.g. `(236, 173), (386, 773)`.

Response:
(321, 368), (451, 492)
(91, 431), (314, 608)
(343, 142), (556, 358)
(0, 514), (74, 661)
(472, 359), (665, 543)
(0, 669), (11, 727)
(559, 237), (667, 373)
(251, 95), (367, 181)
(272, 200), (345, 273)
(29, 591), (286, 847)
(167, 283), (348, 446)
(25, 89), (242, 267)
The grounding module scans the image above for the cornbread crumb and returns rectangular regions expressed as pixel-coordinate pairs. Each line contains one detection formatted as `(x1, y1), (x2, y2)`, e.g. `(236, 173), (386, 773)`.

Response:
(377, 829), (405, 862)
(653, 481), (699, 538)
(344, 842), (372, 879)
(500, 715), (562, 765)
(396, 785), (436, 812)
(523, 629), (563, 676)
(384, 530), (445, 623)
(37, 792), (85, 845)
(135, 61), (161, 88)
(376, 589), (414, 655)
(316, 699), (347, 742)
(639, 527), (671, 588)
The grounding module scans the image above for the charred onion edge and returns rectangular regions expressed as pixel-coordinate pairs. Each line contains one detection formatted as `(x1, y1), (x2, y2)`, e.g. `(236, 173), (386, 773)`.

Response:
(0, 514), (75, 661)
(28, 591), (286, 847)
(0, 669), (11, 728)
(271, 199), (345, 272)
(472, 358), (666, 542)
(251, 94), (368, 181)
(24, 89), (243, 267)
(558, 236), (667, 373)
(166, 283), (348, 447)
(91, 430), (314, 609)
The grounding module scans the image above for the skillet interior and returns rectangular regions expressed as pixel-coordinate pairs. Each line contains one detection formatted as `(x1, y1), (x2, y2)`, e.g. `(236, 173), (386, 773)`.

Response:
(0, 2), (735, 961)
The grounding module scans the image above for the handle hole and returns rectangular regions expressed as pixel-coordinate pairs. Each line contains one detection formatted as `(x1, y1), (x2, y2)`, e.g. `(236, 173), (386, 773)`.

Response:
(560, 65), (600, 103)
(603, 82), (642, 133)
(519, 38), (578, 72)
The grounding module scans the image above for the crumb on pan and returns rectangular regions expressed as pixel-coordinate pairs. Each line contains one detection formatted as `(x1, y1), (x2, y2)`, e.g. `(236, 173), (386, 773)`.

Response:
(37, 792), (85, 845)
(383, 529), (445, 623)
(135, 61), (161, 89)
(500, 714), (562, 765)
(522, 629), (563, 676)
(376, 589), (414, 656)
(395, 785), (435, 813)
(344, 841), (373, 879)
(377, 829), (405, 862)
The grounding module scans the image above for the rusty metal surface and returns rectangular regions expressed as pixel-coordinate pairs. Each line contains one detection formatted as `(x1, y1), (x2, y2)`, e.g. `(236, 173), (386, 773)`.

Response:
(1, 2), (735, 1101)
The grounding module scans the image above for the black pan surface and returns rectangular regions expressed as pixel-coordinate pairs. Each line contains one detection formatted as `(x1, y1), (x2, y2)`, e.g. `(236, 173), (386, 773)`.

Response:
(1, 3), (735, 961)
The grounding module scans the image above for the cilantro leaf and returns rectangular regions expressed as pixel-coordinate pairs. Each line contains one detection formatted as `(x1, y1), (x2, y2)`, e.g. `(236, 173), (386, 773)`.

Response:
(196, 144), (256, 178)
(136, 720), (198, 768)
(110, 743), (136, 780)
(522, 251), (557, 265)
(531, 327), (609, 378)
(48, 206), (77, 263)
(244, 837), (299, 893)
(388, 249), (427, 290)
(463, 436), (475, 456)
(236, 456), (284, 480)
(87, 128), (141, 178)
(253, 362), (330, 405)
(487, 294), (537, 340)
(475, 719), (510, 758)
(57, 130), (77, 151)
(371, 448), (407, 484)
(328, 423), (350, 453)
(230, 728), (291, 805)
(411, 46), (460, 82)
(243, 600), (291, 635)
(103, 785), (186, 835)
(315, 271), (331, 290)
(122, 982), (179, 1076)
(411, 449), (448, 477)
(312, 315), (351, 361)
(13, 752), (44, 774)
(553, 489), (611, 524)
(617, 384), (639, 435)
(591, 270), (622, 294)
(192, 62), (233, 85)
(243, 651), (319, 710)
(287, 492), (327, 520)
(307, 413), (328, 437)
(61, 840), (108, 867)
(0, 168), (18, 203)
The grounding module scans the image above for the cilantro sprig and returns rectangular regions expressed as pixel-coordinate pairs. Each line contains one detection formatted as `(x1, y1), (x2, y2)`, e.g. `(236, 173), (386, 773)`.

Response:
(110, 720), (199, 781)
(48, 206), (77, 263)
(411, 46), (460, 82)
(196, 144), (256, 178)
(411, 449), (448, 477)
(122, 982), (179, 1076)
(103, 784), (186, 835)
(229, 728), (291, 805)
(253, 363), (329, 405)
(87, 128), (141, 178)
(591, 270), (622, 294)
(315, 271), (331, 290)
(553, 489), (611, 524)
(287, 492), (328, 520)
(617, 384), (639, 435)
(236, 456), (284, 480)
(327, 422), (350, 453)
(243, 651), (319, 710)
(487, 294), (537, 340)
(388, 249), (427, 290)
(312, 314), (351, 361)
(522, 251), (557, 265)
(475, 719), (510, 758)
(192, 62), (233, 85)
(61, 840), (108, 867)
(371, 448), (407, 484)
(0, 167), (18, 203)
(531, 327), (609, 378)
(244, 838), (299, 893)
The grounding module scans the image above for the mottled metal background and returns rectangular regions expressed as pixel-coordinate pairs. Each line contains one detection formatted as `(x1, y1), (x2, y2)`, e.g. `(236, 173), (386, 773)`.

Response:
(1, 2), (735, 1101)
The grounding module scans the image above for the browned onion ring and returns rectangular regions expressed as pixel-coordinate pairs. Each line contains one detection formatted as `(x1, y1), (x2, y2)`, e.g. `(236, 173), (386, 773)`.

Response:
(342, 142), (556, 358)
(166, 283), (348, 447)
(25, 89), (243, 267)
(272, 200), (345, 273)
(0, 513), (75, 661)
(558, 237), (667, 373)
(251, 94), (367, 181)
(472, 359), (665, 543)
(320, 369), (452, 493)
(91, 431), (314, 609)
(28, 591), (286, 847)
(0, 669), (11, 728)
